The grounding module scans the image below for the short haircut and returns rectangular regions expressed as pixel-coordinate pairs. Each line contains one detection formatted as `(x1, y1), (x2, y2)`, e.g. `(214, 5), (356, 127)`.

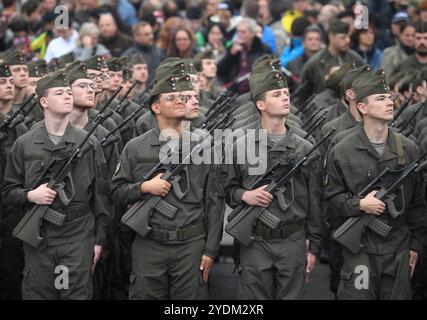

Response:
(149, 94), (160, 116)
(238, 17), (257, 33)
(133, 21), (151, 34)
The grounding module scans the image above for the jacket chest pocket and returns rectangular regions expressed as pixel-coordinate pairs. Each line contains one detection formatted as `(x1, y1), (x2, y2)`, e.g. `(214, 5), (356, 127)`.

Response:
(24, 159), (46, 188)
(340, 161), (378, 192)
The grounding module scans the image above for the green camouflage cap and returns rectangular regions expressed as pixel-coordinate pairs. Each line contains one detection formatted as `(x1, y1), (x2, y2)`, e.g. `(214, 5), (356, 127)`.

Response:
(251, 54), (281, 74)
(2, 50), (26, 65)
(67, 62), (90, 84)
(249, 70), (288, 100)
(58, 51), (75, 65)
(47, 58), (65, 73)
(329, 18), (350, 34)
(150, 74), (193, 98)
(0, 63), (12, 78)
(84, 55), (107, 71)
(129, 53), (145, 66)
(106, 57), (122, 72)
(325, 60), (355, 94)
(195, 49), (215, 61)
(35, 70), (70, 96)
(353, 69), (390, 103)
(155, 58), (186, 80)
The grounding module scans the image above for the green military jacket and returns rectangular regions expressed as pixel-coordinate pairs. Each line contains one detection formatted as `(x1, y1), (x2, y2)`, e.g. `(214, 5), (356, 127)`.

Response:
(324, 126), (427, 254)
(2, 121), (112, 247)
(110, 126), (225, 258)
(225, 127), (324, 256)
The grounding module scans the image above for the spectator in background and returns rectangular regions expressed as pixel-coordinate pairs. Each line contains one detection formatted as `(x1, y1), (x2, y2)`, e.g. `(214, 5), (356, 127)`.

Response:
(8, 15), (33, 61)
(74, 0), (98, 25)
(98, 12), (133, 57)
(217, 1), (236, 44)
(186, 5), (205, 48)
(280, 16), (311, 67)
(122, 21), (165, 82)
(156, 16), (183, 51)
(288, 25), (323, 78)
(166, 25), (198, 58)
(44, 13), (79, 62)
(113, 0), (139, 27)
(38, 0), (57, 16)
(217, 17), (272, 93)
(162, 0), (179, 19)
(351, 21), (383, 70)
(382, 22), (415, 77)
(202, 22), (227, 61)
(421, 0), (427, 23)
(22, 0), (43, 36)
(203, 0), (221, 26)
(241, 0), (276, 54)
(74, 22), (110, 60)
(281, 0), (311, 34)
(258, 0), (290, 56)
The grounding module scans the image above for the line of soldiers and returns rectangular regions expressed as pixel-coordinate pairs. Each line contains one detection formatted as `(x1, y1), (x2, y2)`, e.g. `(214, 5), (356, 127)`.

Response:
(1, 19), (427, 299)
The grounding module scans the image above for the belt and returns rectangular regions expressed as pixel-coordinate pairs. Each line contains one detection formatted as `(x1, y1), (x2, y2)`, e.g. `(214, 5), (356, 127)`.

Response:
(253, 220), (304, 240)
(148, 222), (205, 243)
(380, 215), (407, 230)
(53, 203), (92, 222)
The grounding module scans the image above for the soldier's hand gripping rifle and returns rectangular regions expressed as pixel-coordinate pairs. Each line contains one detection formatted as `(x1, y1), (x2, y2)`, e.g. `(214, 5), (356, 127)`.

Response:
(390, 92), (415, 127)
(120, 114), (235, 238)
(225, 128), (336, 246)
(0, 93), (36, 142)
(12, 90), (120, 248)
(332, 152), (427, 254)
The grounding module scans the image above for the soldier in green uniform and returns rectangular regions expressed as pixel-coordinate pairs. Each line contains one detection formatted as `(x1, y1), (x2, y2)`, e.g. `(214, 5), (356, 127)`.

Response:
(111, 69), (224, 300)
(324, 70), (427, 300)
(296, 19), (364, 106)
(225, 69), (324, 300)
(2, 70), (113, 299)
(129, 53), (149, 102)
(195, 50), (220, 101)
(2, 50), (29, 105)
(0, 62), (29, 300)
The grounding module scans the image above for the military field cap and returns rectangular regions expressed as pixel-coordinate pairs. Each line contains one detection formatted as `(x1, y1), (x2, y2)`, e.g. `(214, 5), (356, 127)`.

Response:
(340, 64), (371, 93)
(387, 70), (405, 89)
(0, 63), (12, 78)
(325, 60), (355, 93)
(67, 63), (90, 84)
(35, 70), (70, 96)
(415, 21), (427, 33)
(65, 59), (82, 72)
(107, 57), (122, 72)
(27, 60), (43, 78)
(251, 54), (281, 74)
(123, 68), (133, 81)
(183, 58), (197, 75)
(195, 49), (215, 61)
(0, 49), (13, 63)
(329, 18), (350, 34)
(353, 69), (390, 103)
(193, 59), (203, 72)
(119, 56), (130, 70)
(47, 58), (65, 73)
(155, 58), (186, 80)
(58, 51), (75, 65)
(84, 55), (107, 71)
(2, 49), (26, 65)
(150, 74), (193, 98)
(130, 53), (145, 66)
(33, 59), (48, 76)
(249, 70), (288, 100)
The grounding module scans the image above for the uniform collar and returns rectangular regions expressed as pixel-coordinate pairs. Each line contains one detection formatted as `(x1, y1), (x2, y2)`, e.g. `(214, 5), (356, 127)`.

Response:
(34, 120), (80, 151)
(256, 123), (297, 151)
(354, 125), (398, 162)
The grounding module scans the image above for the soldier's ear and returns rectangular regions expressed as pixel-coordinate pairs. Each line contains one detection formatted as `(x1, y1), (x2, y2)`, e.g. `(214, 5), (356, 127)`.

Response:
(255, 100), (265, 112)
(151, 102), (161, 115)
(357, 101), (367, 116)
